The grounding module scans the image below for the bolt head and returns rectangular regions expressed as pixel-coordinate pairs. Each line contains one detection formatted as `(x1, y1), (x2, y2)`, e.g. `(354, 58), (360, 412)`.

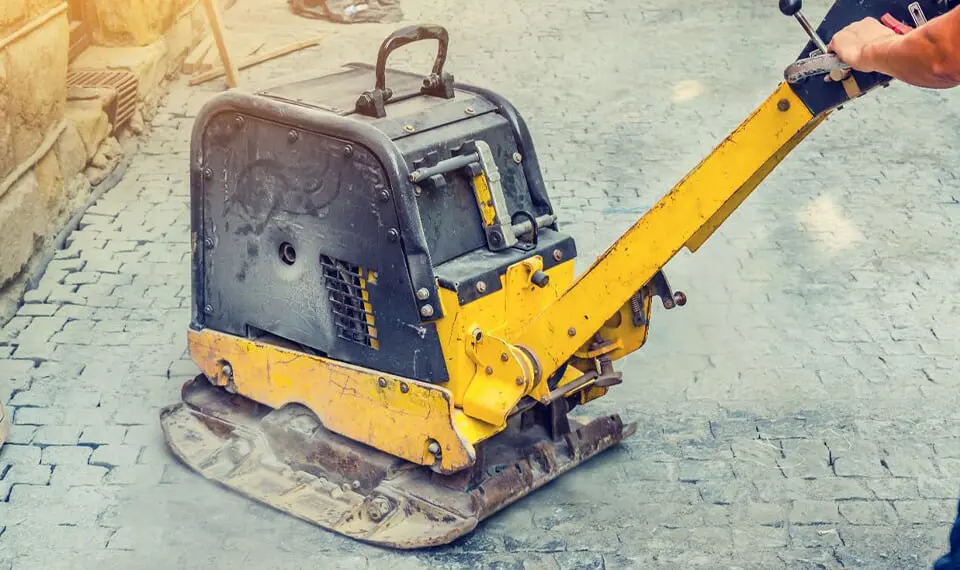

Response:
(221, 363), (233, 378)
(368, 496), (392, 522)
(777, 99), (790, 112)
(378, 377), (387, 388)
(387, 228), (399, 242)
(378, 188), (391, 202)
(567, 327), (576, 336)
(553, 249), (563, 261)
(485, 366), (494, 375)
(416, 287), (429, 300)
(234, 115), (244, 128)
(400, 382), (409, 394)
(420, 304), (434, 317)
(204, 304), (214, 314)
(512, 152), (522, 163)
(404, 124), (415, 133)
(202, 168), (213, 180)
(475, 281), (487, 294)
(287, 130), (299, 143)
(515, 377), (524, 386)
(427, 441), (441, 455)
(500, 352), (509, 362)
(204, 238), (214, 248)
(344, 145), (354, 156)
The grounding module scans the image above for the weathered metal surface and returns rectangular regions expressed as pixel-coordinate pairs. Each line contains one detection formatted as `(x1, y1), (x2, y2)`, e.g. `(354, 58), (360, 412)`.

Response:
(160, 376), (635, 549)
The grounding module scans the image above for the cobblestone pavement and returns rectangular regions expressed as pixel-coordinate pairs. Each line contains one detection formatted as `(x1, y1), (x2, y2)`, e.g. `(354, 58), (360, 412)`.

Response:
(4, 0), (960, 568)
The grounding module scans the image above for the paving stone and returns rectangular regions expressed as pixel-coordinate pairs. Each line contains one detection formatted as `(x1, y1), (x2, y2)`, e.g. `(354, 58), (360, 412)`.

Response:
(49, 464), (108, 487)
(32, 426), (82, 445)
(89, 445), (143, 467)
(2, 464), (52, 485)
(40, 446), (93, 465)
(867, 478), (921, 500)
(893, 500), (957, 525)
(79, 425), (127, 446)
(0, 444), (41, 465)
(839, 500), (898, 525)
(15, 304), (60, 317)
(791, 500), (843, 525)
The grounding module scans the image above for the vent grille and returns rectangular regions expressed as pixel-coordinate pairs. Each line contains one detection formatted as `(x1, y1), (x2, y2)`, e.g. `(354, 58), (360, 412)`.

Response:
(66, 68), (139, 134)
(320, 255), (379, 349)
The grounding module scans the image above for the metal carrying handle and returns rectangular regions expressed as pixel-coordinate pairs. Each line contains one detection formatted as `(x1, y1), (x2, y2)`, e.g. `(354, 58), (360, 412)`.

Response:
(373, 24), (449, 94)
(355, 24), (455, 118)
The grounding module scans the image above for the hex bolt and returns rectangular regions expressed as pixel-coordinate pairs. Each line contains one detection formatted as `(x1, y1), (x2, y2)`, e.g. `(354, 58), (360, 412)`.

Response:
(234, 116), (244, 128)
(378, 377), (387, 388)
(500, 353), (509, 362)
(475, 281), (487, 294)
(204, 238), (214, 248)
(287, 130), (299, 143)
(472, 328), (483, 342)
(367, 496), (393, 522)
(400, 382), (409, 394)
(204, 304), (214, 314)
(344, 145), (354, 156)
(203, 168), (213, 180)
(427, 440), (441, 456)
(485, 366), (494, 375)
(404, 124), (415, 133)
(420, 304), (434, 317)
(515, 377), (524, 386)
(531, 270), (550, 288)
(378, 188), (391, 202)
(221, 363), (234, 379)
(777, 99), (791, 112)
(416, 288), (430, 300)
(567, 327), (576, 336)
(465, 107), (475, 115)
(553, 249), (563, 261)
(512, 152), (522, 163)
(387, 229), (399, 242)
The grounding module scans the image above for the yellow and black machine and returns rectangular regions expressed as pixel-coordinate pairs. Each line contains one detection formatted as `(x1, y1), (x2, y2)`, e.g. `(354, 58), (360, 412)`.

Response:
(160, 0), (953, 549)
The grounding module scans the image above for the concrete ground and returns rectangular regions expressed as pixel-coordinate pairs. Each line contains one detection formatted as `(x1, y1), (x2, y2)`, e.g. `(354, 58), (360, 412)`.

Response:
(3, 0), (960, 568)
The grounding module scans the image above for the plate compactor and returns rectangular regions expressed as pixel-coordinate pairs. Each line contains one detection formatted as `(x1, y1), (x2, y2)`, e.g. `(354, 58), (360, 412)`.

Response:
(160, 0), (953, 549)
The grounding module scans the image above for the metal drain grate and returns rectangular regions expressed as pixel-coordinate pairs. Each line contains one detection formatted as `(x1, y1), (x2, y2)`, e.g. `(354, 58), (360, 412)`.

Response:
(320, 255), (379, 349)
(66, 68), (139, 134)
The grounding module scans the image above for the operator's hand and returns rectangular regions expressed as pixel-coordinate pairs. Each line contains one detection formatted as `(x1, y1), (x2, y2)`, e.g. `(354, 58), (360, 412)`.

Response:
(828, 17), (900, 72)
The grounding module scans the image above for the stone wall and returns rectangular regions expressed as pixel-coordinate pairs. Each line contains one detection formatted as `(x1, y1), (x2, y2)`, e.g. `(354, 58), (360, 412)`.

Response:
(0, 3), (71, 293)
(0, 0), (212, 320)
(82, 0), (196, 47)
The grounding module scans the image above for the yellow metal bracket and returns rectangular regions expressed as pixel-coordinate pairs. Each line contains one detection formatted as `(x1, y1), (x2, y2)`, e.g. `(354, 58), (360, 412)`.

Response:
(461, 328), (535, 426)
(188, 328), (478, 473)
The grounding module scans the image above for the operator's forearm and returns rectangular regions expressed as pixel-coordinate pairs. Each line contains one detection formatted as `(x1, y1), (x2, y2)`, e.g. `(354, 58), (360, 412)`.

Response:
(864, 8), (960, 88)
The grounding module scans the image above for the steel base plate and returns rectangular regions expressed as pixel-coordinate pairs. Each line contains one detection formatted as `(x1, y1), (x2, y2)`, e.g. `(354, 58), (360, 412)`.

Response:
(159, 375), (635, 549)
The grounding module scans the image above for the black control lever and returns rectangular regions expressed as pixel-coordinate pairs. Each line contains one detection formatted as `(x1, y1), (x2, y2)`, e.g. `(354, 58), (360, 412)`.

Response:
(780, 0), (851, 84)
(779, 0), (830, 54)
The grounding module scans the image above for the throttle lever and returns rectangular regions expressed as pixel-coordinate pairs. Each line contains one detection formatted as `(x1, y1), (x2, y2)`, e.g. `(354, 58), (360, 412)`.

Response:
(779, 0), (831, 55)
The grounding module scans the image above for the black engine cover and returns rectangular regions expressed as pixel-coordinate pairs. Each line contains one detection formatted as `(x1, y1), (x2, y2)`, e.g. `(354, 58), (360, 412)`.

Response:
(189, 57), (573, 384)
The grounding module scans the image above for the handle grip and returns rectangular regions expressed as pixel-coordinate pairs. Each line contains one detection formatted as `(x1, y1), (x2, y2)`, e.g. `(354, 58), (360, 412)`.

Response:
(373, 24), (449, 93)
(355, 24), (456, 118)
(780, 0), (802, 16)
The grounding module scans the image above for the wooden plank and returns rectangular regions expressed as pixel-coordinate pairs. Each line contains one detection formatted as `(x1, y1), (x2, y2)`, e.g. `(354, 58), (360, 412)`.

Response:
(183, 35), (214, 74)
(189, 37), (322, 86)
(201, 0), (240, 88)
